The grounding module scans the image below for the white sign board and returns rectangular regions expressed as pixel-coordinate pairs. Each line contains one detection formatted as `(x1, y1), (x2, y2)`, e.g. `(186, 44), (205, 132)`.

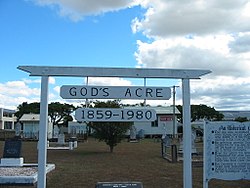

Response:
(204, 121), (250, 187)
(60, 86), (171, 100)
(75, 108), (156, 122)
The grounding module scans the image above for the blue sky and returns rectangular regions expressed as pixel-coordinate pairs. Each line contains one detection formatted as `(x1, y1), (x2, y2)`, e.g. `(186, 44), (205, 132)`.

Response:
(0, 0), (143, 81)
(1, 0), (250, 111)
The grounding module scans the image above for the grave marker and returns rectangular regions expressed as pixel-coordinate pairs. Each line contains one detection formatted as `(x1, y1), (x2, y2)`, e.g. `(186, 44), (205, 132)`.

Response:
(15, 122), (22, 137)
(130, 125), (137, 142)
(3, 139), (22, 158)
(178, 131), (197, 155)
(57, 134), (65, 145)
(1, 138), (23, 166)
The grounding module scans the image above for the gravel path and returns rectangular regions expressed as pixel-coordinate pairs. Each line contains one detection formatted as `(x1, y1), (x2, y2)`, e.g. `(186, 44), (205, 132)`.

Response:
(0, 167), (37, 176)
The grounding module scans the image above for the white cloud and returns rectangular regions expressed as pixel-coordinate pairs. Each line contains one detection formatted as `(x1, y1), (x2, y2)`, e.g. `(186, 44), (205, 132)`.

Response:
(0, 80), (40, 110)
(0, 81), (40, 97)
(34, 0), (138, 21)
(53, 86), (60, 94)
(135, 36), (250, 77)
(133, 0), (250, 37)
(85, 77), (132, 86)
(189, 77), (250, 110)
(132, 0), (250, 110)
(49, 77), (56, 84)
(22, 78), (41, 84)
(26, 0), (250, 111)
(0, 78), (58, 110)
(229, 32), (250, 53)
(22, 77), (55, 84)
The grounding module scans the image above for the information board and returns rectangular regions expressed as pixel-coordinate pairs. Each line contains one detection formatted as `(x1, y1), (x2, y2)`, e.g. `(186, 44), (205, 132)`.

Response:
(204, 121), (250, 182)
(60, 85), (171, 100)
(75, 108), (156, 122)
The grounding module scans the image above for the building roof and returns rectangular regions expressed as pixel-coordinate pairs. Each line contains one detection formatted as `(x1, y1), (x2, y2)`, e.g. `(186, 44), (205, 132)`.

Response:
(124, 106), (180, 115)
(154, 106), (180, 115)
(0, 108), (16, 114)
(19, 114), (40, 122)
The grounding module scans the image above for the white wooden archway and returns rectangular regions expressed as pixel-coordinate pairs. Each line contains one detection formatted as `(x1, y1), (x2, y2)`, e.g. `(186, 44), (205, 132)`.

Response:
(18, 66), (211, 188)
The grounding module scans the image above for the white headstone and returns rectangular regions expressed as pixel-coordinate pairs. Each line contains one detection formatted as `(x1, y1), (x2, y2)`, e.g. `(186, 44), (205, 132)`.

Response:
(130, 126), (137, 141)
(53, 125), (59, 138)
(178, 132), (197, 154)
(57, 134), (65, 145)
(15, 122), (22, 136)
(0, 158), (24, 167)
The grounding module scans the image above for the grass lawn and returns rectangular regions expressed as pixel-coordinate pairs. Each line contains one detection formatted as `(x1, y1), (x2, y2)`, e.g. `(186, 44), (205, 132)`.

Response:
(0, 138), (250, 188)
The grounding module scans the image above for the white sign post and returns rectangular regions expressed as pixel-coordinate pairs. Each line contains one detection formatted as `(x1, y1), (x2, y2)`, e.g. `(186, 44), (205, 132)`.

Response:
(38, 76), (49, 188)
(18, 66), (211, 188)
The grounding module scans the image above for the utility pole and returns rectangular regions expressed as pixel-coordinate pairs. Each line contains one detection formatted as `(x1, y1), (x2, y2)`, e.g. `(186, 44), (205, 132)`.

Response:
(172, 85), (179, 138)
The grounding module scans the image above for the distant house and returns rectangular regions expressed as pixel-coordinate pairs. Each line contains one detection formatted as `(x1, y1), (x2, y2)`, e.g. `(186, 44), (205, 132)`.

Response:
(129, 106), (181, 137)
(68, 121), (88, 135)
(0, 108), (16, 130)
(19, 114), (53, 139)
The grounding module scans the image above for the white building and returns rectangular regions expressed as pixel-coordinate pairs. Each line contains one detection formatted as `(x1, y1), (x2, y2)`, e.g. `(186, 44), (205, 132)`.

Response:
(68, 121), (88, 135)
(0, 108), (16, 130)
(19, 114), (53, 139)
(130, 106), (180, 137)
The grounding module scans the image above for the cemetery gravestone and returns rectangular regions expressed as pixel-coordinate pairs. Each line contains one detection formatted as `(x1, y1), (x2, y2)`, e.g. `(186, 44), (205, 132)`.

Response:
(3, 139), (22, 158)
(178, 131), (197, 154)
(161, 135), (178, 162)
(191, 131), (197, 154)
(161, 135), (171, 158)
(1, 138), (23, 166)
(15, 122), (22, 137)
(53, 125), (59, 138)
(57, 133), (65, 145)
(138, 129), (145, 139)
(162, 135), (171, 148)
(130, 125), (137, 142)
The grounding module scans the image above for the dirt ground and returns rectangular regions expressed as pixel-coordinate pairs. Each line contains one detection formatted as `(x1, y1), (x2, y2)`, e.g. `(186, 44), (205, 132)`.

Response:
(0, 139), (249, 188)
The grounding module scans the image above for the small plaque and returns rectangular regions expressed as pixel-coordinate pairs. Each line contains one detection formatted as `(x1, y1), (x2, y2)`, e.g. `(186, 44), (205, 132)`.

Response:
(96, 182), (143, 188)
(3, 139), (22, 158)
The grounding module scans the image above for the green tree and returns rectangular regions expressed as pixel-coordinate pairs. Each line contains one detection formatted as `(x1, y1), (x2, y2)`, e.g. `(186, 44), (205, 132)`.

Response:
(176, 104), (224, 122)
(15, 102), (40, 119)
(89, 100), (132, 153)
(234, 116), (248, 122)
(48, 102), (75, 127)
(15, 102), (75, 127)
